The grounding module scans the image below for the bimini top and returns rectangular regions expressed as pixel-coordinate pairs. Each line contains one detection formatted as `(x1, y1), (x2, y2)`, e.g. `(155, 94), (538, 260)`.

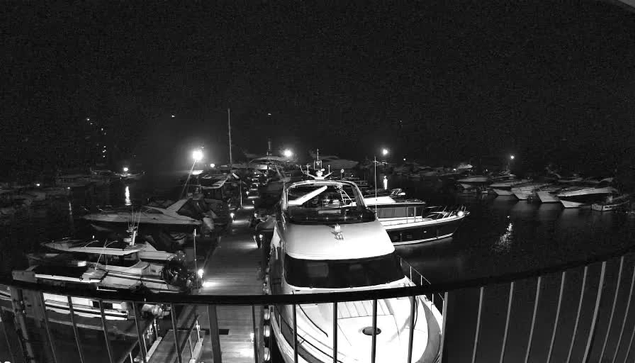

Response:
(281, 179), (395, 260)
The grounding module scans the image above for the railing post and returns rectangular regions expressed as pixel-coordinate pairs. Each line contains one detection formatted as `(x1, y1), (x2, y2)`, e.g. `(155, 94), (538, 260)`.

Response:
(170, 303), (183, 363)
(131, 303), (147, 363)
(611, 265), (635, 363)
(566, 266), (588, 363)
(67, 296), (86, 363)
(207, 305), (223, 363)
(98, 299), (115, 363)
(438, 291), (449, 363)
(407, 295), (416, 363)
(524, 276), (542, 363)
(293, 304), (298, 363)
(371, 299), (378, 363)
(471, 287), (484, 363)
(599, 256), (624, 362)
(499, 282), (515, 363)
(547, 271), (567, 363)
(252, 305), (258, 363)
(38, 293), (58, 363)
(9, 287), (37, 363)
(333, 302), (338, 363)
(582, 261), (606, 363)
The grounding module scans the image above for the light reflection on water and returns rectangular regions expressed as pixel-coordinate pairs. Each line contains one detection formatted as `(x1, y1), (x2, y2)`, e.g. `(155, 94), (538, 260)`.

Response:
(124, 185), (131, 206)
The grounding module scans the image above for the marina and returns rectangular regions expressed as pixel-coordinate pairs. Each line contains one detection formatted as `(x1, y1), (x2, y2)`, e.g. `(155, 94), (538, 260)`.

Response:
(4, 1), (635, 361)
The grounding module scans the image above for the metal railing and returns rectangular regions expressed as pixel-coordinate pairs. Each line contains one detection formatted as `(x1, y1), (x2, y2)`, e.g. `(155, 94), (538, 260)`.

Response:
(3, 243), (635, 363)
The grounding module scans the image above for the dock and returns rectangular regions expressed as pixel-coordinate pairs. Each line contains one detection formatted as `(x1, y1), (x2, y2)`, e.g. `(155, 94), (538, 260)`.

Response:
(147, 208), (264, 363)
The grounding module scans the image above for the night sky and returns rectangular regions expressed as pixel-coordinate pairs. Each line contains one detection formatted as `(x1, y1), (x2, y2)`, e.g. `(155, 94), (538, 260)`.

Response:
(3, 1), (635, 177)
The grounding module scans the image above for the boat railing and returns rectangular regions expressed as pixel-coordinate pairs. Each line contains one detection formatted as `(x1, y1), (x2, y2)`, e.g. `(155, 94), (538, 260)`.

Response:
(398, 255), (444, 305)
(4, 243), (635, 363)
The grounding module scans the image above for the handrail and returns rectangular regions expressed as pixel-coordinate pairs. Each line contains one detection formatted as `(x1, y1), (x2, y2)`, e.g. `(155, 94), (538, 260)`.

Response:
(3, 242), (635, 305)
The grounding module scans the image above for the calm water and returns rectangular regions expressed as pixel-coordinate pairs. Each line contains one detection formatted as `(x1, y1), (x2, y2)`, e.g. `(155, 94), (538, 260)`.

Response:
(2, 177), (635, 362)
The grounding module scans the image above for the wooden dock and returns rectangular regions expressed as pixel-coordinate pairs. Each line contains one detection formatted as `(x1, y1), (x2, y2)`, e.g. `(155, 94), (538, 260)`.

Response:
(149, 209), (265, 363)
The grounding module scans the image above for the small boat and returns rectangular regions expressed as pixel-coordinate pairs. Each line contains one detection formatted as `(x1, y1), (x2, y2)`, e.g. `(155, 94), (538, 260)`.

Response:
(490, 178), (531, 196)
(39, 238), (196, 293)
(83, 198), (214, 233)
(265, 176), (443, 363)
(511, 182), (552, 200)
(592, 194), (631, 212)
(364, 189), (469, 245)
(557, 181), (618, 209)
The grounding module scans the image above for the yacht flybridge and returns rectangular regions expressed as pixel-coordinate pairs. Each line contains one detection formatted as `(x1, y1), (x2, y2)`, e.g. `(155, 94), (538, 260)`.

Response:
(265, 178), (443, 363)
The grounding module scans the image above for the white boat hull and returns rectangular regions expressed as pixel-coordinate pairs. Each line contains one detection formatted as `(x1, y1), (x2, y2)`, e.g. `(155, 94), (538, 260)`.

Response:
(492, 188), (514, 196)
(560, 199), (588, 209)
(537, 191), (560, 203)
(512, 191), (532, 200)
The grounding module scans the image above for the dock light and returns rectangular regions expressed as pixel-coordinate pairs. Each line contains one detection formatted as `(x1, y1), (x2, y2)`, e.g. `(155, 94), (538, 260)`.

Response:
(192, 149), (203, 162)
(210, 163), (216, 168)
(197, 269), (204, 278)
(35, 183), (40, 187)
(510, 155), (515, 160)
(123, 167), (129, 173)
(382, 148), (389, 156)
(230, 212), (235, 220)
(282, 149), (293, 158)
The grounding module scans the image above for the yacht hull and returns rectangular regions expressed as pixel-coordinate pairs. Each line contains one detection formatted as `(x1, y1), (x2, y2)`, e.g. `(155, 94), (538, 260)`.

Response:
(537, 191), (560, 203)
(492, 188), (514, 196)
(383, 216), (465, 245)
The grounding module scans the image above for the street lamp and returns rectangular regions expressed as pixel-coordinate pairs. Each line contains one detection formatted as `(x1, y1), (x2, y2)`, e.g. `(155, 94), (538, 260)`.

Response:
(182, 149), (204, 198)
(374, 147), (390, 212)
(123, 167), (129, 173)
(510, 155), (515, 160)
(282, 149), (293, 158)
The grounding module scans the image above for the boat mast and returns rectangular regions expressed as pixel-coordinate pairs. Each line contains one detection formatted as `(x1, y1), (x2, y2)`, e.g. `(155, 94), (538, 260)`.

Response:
(228, 108), (232, 169)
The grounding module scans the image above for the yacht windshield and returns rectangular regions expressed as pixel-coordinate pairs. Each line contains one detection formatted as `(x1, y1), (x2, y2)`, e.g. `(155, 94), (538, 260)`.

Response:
(284, 253), (404, 288)
(286, 183), (375, 224)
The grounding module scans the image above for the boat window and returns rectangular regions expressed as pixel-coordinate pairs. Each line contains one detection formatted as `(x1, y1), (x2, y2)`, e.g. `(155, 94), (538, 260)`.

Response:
(177, 201), (203, 219)
(286, 184), (374, 224)
(284, 253), (404, 288)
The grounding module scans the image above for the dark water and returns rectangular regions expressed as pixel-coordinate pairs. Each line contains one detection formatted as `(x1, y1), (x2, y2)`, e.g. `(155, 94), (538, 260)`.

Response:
(2, 177), (635, 362)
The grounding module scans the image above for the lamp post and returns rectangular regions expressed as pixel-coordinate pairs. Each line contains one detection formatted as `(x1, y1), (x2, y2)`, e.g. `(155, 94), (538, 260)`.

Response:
(181, 149), (204, 198)
(374, 148), (389, 213)
(282, 149), (294, 159)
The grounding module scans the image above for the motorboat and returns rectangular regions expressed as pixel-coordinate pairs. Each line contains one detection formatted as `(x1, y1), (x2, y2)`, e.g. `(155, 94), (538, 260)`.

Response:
(39, 237), (196, 293)
(557, 179), (618, 208)
(455, 175), (490, 192)
(1, 261), (171, 337)
(364, 189), (469, 245)
(592, 194), (631, 212)
(83, 198), (214, 234)
(536, 184), (564, 203)
(264, 176), (443, 363)
(489, 178), (531, 196)
(511, 182), (552, 200)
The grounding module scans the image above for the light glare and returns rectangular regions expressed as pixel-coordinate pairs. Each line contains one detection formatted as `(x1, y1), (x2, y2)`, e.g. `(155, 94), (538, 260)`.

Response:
(192, 149), (203, 162)
(382, 148), (389, 156)
(282, 149), (293, 158)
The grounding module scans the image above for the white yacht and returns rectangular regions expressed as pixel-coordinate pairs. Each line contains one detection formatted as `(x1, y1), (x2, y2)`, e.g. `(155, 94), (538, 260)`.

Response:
(265, 178), (443, 363)
(511, 182), (552, 200)
(83, 198), (214, 234)
(364, 189), (469, 245)
(557, 179), (618, 208)
(536, 184), (564, 203)
(489, 178), (531, 196)
(38, 238), (196, 293)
